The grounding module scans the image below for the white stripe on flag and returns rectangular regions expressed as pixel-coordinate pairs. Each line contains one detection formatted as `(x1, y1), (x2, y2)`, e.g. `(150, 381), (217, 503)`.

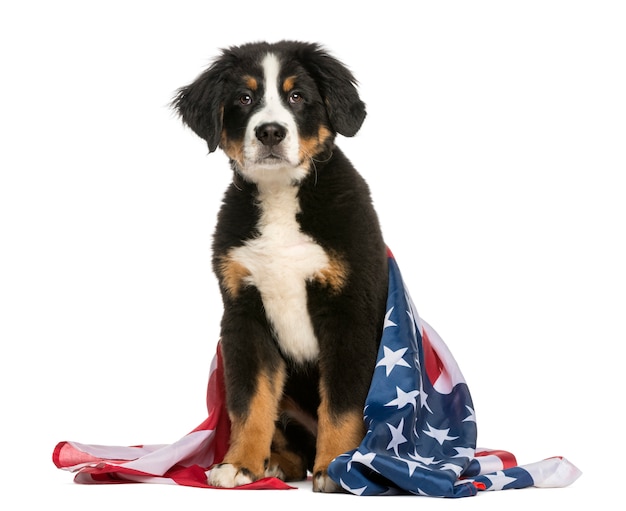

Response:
(67, 441), (167, 462)
(519, 457), (583, 488)
(122, 429), (216, 474)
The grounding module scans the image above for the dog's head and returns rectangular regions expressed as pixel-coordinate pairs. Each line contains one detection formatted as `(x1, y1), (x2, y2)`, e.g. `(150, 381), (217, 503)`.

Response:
(172, 41), (366, 184)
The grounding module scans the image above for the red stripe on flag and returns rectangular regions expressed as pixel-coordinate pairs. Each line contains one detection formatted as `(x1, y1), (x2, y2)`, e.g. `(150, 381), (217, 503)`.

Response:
(53, 441), (105, 469)
(475, 449), (517, 469)
(421, 328), (444, 386)
(190, 342), (230, 464)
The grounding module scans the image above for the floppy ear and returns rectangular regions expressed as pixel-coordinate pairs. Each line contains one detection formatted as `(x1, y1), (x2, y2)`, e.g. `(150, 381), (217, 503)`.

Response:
(303, 45), (367, 137)
(172, 63), (227, 153)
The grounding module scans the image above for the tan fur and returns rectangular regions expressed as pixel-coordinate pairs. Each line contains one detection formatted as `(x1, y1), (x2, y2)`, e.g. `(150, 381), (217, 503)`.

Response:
(313, 251), (349, 294)
(222, 368), (286, 479)
(217, 253), (251, 298)
(298, 126), (333, 161)
(244, 75), (258, 91)
(282, 75), (296, 92)
(313, 385), (365, 479)
(221, 246), (348, 298)
(219, 132), (245, 167)
(269, 427), (308, 481)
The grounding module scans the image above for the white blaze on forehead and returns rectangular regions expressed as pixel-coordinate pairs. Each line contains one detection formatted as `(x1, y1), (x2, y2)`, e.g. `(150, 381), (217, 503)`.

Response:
(240, 53), (301, 179)
(259, 53), (288, 119)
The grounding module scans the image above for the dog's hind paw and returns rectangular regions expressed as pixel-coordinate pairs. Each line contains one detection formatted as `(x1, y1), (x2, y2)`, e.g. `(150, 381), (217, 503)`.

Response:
(207, 463), (255, 488)
(264, 463), (286, 480)
(312, 470), (343, 493)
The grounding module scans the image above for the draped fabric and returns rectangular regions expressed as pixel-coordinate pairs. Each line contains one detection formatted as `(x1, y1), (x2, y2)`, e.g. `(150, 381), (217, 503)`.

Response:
(327, 251), (581, 495)
(53, 250), (581, 496)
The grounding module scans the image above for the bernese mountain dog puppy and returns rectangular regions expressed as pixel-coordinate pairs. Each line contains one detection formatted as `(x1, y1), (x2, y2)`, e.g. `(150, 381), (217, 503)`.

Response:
(173, 40), (388, 492)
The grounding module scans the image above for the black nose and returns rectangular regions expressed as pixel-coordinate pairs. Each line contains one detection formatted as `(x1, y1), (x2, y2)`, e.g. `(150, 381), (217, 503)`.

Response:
(255, 122), (286, 147)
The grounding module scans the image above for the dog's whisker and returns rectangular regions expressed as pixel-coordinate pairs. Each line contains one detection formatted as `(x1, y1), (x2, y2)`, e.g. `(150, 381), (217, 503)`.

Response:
(308, 156), (319, 186)
(232, 172), (243, 191)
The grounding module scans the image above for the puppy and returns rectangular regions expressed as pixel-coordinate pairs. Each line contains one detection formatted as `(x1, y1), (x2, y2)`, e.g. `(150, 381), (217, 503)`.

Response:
(173, 40), (388, 492)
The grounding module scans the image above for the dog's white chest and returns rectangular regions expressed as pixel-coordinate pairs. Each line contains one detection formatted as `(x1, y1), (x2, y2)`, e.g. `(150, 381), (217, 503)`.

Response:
(230, 184), (327, 362)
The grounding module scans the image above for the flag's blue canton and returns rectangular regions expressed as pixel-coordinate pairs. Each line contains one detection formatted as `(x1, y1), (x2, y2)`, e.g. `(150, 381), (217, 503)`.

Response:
(327, 255), (479, 497)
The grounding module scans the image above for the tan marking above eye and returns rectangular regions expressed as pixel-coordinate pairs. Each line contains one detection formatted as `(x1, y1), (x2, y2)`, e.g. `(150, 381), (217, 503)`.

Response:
(245, 75), (258, 91)
(282, 76), (297, 92)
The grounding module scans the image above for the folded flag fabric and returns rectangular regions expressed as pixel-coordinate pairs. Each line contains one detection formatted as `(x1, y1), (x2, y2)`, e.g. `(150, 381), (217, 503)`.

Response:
(327, 252), (581, 496)
(53, 249), (581, 496)
(53, 343), (286, 489)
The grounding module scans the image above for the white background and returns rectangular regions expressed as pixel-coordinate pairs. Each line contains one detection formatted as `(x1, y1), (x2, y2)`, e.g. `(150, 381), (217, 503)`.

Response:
(1, 1), (624, 509)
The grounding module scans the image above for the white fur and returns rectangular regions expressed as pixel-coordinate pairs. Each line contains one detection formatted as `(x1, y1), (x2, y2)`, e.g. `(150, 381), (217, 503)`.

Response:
(207, 462), (286, 487)
(239, 53), (306, 185)
(207, 463), (252, 487)
(230, 181), (326, 363)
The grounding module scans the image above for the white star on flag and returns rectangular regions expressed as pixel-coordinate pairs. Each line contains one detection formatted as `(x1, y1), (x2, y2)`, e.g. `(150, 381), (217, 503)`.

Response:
(385, 386), (419, 410)
(340, 478), (367, 495)
(423, 423), (459, 445)
(439, 463), (464, 476)
(376, 346), (411, 376)
(408, 449), (437, 467)
(463, 405), (476, 423)
(484, 471), (518, 491)
(348, 451), (377, 472)
(405, 304), (417, 337)
(452, 446), (475, 459)
(387, 418), (408, 456)
(383, 307), (397, 329)
(418, 376), (432, 413)
(394, 455), (420, 477)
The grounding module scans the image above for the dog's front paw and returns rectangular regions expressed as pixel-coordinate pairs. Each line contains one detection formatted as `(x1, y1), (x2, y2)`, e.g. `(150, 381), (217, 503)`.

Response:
(207, 463), (256, 488)
(312, 470), (343, 493)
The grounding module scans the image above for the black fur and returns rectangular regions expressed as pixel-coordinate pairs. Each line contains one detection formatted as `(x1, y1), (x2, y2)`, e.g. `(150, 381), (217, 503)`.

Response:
(173, 40), (388, 491)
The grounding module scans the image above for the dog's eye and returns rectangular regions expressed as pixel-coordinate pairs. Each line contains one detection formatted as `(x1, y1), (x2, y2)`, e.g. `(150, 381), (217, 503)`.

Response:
(288, 92), (303, 104)
(239, 94), (253, 106)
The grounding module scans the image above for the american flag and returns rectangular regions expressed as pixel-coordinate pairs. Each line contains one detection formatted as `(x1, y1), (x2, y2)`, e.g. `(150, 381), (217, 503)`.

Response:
(327, 250), (581, 496)
(53, 250), (581, 495)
